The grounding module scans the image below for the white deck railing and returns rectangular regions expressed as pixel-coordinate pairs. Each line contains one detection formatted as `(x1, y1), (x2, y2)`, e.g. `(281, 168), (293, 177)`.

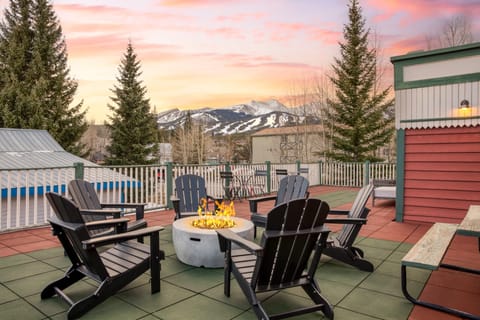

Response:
(0, 161), (396, 231)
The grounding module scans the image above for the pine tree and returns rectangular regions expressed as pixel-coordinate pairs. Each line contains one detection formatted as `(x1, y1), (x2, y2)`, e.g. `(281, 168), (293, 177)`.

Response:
(105, 42), (158, 165)
(0, 0), (35, 127)
(326, 0), (394, 162)
(0, 0), (87, 154)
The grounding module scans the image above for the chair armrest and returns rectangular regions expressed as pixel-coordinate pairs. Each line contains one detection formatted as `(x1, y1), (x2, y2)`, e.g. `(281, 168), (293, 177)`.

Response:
(325, 217), (367, 224)
(328, 209), (350, 215)
(248, 194), (277, 212)
(101, 202), (146, 220)
(216, 229), (263, 254)
(85, 217), (130, 232)
(49, 216), (128, 233)
(80, 209), (121, 218)
(264, 225), (330, 239)
(82, 226), (164, 249)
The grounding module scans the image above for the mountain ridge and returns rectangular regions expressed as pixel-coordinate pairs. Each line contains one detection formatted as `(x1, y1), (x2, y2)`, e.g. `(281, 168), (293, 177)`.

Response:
(156, 99), (319, 135)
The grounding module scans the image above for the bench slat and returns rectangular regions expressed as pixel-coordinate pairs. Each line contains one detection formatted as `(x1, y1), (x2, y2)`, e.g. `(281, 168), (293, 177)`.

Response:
(402, 223), (458, 270)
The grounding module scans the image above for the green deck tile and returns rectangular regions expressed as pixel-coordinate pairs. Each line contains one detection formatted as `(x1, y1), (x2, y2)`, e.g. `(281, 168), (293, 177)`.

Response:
(260, 291), (330, 319)
(0, 285), (18, 304)
(359, 246), (395, 261)
(375, 260), (403, 277)
(316, 263), (370, 286)
(359, 272), (424, 298)
(0, 253), (36, 269)
(118, 273), (151, 292)
(117, 280), (195, 313)
(312, 190), (358, 208)
(231, 310), (257, 319)
(312, 278), (355, 305)
(396, 242), (414, 253)
(161, 241), (176, 257)
(202, 280), (275, 311)
(338, 287), (413, 320)
(26, 247), (64, 260)
(0, 299), (47, 320)
(42, 254), (72, 269)
(357, 238), (402, 251)
(138, 315), (162, 320)
(333, 307), (380, 320)
(71, 296), (148, 320)
(4, 269), (64, 297)
(160, 226), (173, 241)
(386, 249), (408, 263)
(26, 280), (97, 317)
(0, 261), (55, 282)
(164, 266), (224, 292)
(161, 256), (196, 278)
(153, 294), (244, 320)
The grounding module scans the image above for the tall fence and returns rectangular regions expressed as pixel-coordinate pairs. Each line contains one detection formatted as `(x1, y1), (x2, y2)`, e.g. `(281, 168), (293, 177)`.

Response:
(0, 161), (395, 231)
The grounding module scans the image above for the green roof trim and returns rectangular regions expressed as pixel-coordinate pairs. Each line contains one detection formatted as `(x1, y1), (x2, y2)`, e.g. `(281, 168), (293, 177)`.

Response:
(390, 42), (480, 90)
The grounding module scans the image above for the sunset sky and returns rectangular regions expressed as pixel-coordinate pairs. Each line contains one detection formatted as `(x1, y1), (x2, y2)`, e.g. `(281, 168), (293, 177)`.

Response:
(0, 0), (479, 122)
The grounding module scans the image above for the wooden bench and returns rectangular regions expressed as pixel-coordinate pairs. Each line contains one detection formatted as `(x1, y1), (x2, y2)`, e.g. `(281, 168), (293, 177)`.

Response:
(401, 222), (480, 320)
(402, 222), (457, 271)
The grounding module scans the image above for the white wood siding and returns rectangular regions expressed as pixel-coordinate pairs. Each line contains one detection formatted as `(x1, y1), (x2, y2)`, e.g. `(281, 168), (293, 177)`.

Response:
(395, 80), (480, 129)
(403, 55), (480, 81)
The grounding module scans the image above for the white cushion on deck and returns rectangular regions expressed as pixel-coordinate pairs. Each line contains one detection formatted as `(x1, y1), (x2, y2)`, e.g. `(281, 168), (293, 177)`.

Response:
(374, 186), (396, 198)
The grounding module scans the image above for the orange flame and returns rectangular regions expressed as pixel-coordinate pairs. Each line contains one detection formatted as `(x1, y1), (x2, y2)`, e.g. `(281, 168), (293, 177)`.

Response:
(192, 198), (236, 229)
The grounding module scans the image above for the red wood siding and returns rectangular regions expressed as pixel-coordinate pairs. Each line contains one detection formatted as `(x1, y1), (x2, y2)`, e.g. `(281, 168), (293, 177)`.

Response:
(403, 126), (480, 223)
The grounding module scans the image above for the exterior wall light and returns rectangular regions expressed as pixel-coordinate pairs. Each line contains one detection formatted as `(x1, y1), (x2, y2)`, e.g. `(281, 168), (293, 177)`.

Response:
(459, 99), (470, 110)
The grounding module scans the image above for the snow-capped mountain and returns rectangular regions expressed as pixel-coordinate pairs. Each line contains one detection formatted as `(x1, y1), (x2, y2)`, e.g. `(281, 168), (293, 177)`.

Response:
(156, 99), (317, 135)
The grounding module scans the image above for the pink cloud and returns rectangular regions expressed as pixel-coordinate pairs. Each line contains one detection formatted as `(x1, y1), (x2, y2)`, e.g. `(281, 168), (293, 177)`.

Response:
(216, 12), (265, 23)
(159, 0), (238, 6)
(309, 28), (342, 45)
(385, 35), (429, 57)
(367, 0), (480, 26)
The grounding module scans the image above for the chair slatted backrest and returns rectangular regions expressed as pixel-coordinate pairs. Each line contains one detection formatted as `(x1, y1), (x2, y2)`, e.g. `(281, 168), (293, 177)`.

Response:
(275, 175), (309, 206)
(336, 183), (374, 247)
(175, 174), (208, 213)
(68, 179), (111, 236)
(257, 198), (329, 287)
(46, 192), (109, 279)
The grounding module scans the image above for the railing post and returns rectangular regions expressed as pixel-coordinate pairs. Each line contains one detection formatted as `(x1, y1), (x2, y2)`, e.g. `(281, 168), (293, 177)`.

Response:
(266, 161), (271, 193)
(318, 161), (323, 185)
(296, 160), (301, 174)
(364, 160), (370, 186)
(166, 162), (174, 209)
(74, 162), (84, 180)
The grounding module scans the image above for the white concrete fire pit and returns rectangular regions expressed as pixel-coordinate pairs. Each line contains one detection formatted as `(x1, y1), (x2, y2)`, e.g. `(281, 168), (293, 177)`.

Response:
(172, 216), (254, 268)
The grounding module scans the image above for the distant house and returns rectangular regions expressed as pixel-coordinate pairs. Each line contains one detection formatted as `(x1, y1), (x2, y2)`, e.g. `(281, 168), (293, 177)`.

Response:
(0, 128), (135, 231)
(251, 125), (325, 163)
(391, 42), (480, 223)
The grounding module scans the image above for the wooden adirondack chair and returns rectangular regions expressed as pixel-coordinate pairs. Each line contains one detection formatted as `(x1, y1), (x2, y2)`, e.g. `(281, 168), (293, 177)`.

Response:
(217, 198), (333, 320)
(42, 192), (164, 319)
(172, 174), (219, 220)
(68, 179), (147, 237)
(323, 183), (374, 272)
(250, 175), (309, 238)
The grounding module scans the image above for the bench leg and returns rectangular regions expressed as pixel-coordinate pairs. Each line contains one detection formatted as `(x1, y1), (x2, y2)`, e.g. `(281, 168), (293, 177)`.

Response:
(401, 265), (480, 320)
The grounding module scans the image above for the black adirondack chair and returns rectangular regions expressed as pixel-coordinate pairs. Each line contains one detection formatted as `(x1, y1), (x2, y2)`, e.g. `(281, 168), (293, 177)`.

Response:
(217, 198), (334, 320)
(172, 174), (219, 220)
(250, 175), (309, 238)
(42, 192), (164, 319)
(323, 183), (374, 271)
(68, 179), (147, 237)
